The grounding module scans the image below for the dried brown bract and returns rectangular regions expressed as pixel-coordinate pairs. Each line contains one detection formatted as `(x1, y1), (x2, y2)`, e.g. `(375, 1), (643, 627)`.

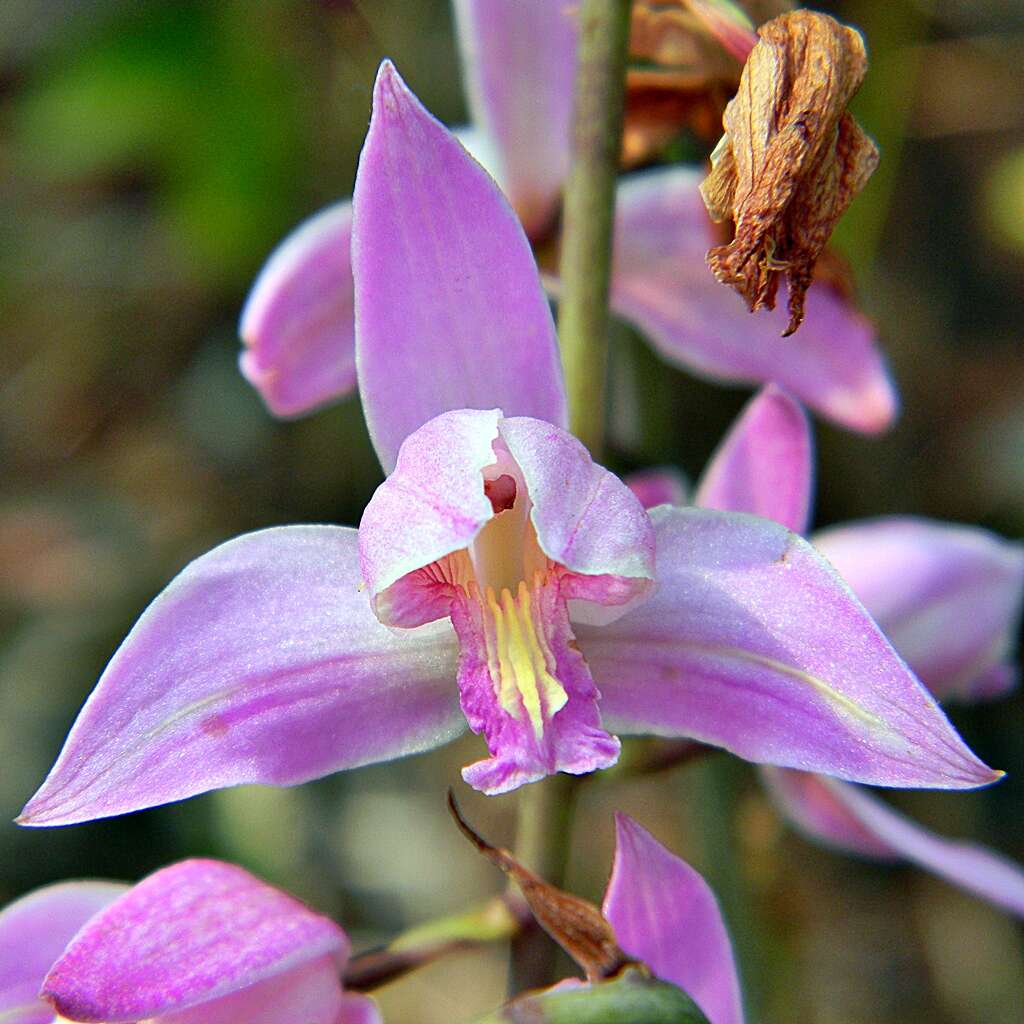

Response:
(700, 10), (879, 335)
(447, 790), (631, 983)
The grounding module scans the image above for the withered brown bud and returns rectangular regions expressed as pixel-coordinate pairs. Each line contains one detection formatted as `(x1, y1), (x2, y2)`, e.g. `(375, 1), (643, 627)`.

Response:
(447, 790), (631, 983)
(700, 10), (879, 335)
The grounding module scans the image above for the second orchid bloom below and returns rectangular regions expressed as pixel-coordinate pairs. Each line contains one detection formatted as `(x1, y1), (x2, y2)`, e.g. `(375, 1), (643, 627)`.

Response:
(21, 63), (999, 827)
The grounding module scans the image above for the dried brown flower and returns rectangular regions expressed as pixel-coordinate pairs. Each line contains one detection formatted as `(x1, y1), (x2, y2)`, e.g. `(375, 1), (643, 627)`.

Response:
(700, 10), (879, 334)
(624, 2), (752, 166)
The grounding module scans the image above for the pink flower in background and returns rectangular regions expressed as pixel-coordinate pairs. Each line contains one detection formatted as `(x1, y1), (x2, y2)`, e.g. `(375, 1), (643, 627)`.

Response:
(0, 880), (125, 1024)
(20, 64), (996, 827)
(628, 384), (1024, 916)
(240, 0), (895, 434)
(40, 860), (378, 1024)
(0, 861), (377, 1024)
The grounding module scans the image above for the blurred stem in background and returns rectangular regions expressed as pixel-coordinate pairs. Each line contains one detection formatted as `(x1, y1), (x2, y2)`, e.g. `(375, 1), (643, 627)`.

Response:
(832, 0), (933, 278)
(509, 0), (632, 996)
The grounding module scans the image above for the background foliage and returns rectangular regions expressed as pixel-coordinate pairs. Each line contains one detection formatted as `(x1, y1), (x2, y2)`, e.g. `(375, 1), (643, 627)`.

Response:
(1, 1), (1022, 1020)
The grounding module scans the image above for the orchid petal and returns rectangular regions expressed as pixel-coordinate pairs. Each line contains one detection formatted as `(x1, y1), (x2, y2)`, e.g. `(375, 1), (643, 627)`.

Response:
(579, 507), (999, 789)
(19, 526), (462, 827)
(604, 814), (743, 1024)
(451, 0), (578, 236)
(608, 168), (898, 435)
(359, 411), (655, 627)
(239, 201), (356, 417)
(359, 408), (501, 624)
(695, 385), (813, 533)
(42, 860), (349, 1022)
(500, 416), (655, 588)
(626, 467), (690, 510)
(813, 518), (1024, 702)
(352, 61), (566, 471)
(0, 881), (126, 1024)
(764, 769), (1024, 917)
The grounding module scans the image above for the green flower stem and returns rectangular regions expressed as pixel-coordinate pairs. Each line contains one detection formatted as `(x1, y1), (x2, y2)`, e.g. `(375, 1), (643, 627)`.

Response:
(556, 0), (632, 458)
(511, 0), (631, 994)
(344, 897), (521, 991)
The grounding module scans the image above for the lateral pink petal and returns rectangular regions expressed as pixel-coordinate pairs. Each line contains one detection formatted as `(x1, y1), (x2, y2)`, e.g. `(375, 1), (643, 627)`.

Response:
(19, 526), (462, 827)
(813, 517), (1024, 702)
(579, 507), (1000, 789)
(609, 168), (898, 435)
(603, 814), (744, 1024)
(239, 201), (357, 417)
(766, 771), (1024, 917)
(625, 467), (690, 510)
(499, 417), (655, 586)
(359, 408), (501, 622)
(0, 881), (126, 1024)
(42, 860), (348, 1022)
(352, 61), (566, 471)
(695, 385), (813, 533)
(452, 0), (577, 236)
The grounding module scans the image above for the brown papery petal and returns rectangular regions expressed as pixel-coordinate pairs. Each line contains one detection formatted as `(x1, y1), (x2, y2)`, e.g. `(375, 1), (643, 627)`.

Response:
(700, 10), (879, 335)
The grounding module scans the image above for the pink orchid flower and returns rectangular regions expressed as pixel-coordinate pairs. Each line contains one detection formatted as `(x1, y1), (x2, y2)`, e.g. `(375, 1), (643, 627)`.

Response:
(605, 813), (744, 1024)
(628, 384), (1024, 917)
(240, 0), (895, 434)
(1, 860), (377, 1024)
(20, 63), (995, 827)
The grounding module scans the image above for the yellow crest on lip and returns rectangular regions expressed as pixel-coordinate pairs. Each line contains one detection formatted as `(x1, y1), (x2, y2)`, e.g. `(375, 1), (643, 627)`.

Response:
(483, 580), (568, 739)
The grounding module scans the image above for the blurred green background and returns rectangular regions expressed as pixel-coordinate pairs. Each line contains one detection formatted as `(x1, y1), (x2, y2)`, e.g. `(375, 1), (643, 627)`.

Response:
(1, 1), (1022, 1021)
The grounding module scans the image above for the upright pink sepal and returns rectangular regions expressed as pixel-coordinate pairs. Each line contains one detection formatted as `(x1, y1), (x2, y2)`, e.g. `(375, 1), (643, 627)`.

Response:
(352, 61), (567, 471)
(42, 860), (355, 1023)
(608, 168), (898, 434)
(0, 881), (126, 1024)
(239, 201), (357, 417)
(604, 814), (744, 1024)
(695, 385), (813, 533)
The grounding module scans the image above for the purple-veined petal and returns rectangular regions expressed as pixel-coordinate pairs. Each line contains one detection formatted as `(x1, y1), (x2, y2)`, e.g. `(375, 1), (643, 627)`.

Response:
(608, 167), (898, 435)
(359, 408), (502, 624)
(500, 416), (655, 589)
(239, 201), (356, 417)
(0, 881), (126, 1024)
(763, 769), (1024, 917)
(19, 526), (462, 827)
(626, 467), (690, 510)
(579, 507), (1000, 789)
(42, 860), (350, 1022)
(813, 517), (1024, 702)
(352, 61), (567, 472)
(451, 0), (578, 237)
(603, 814), (744, 1024)
(694, 384), (813, 534)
